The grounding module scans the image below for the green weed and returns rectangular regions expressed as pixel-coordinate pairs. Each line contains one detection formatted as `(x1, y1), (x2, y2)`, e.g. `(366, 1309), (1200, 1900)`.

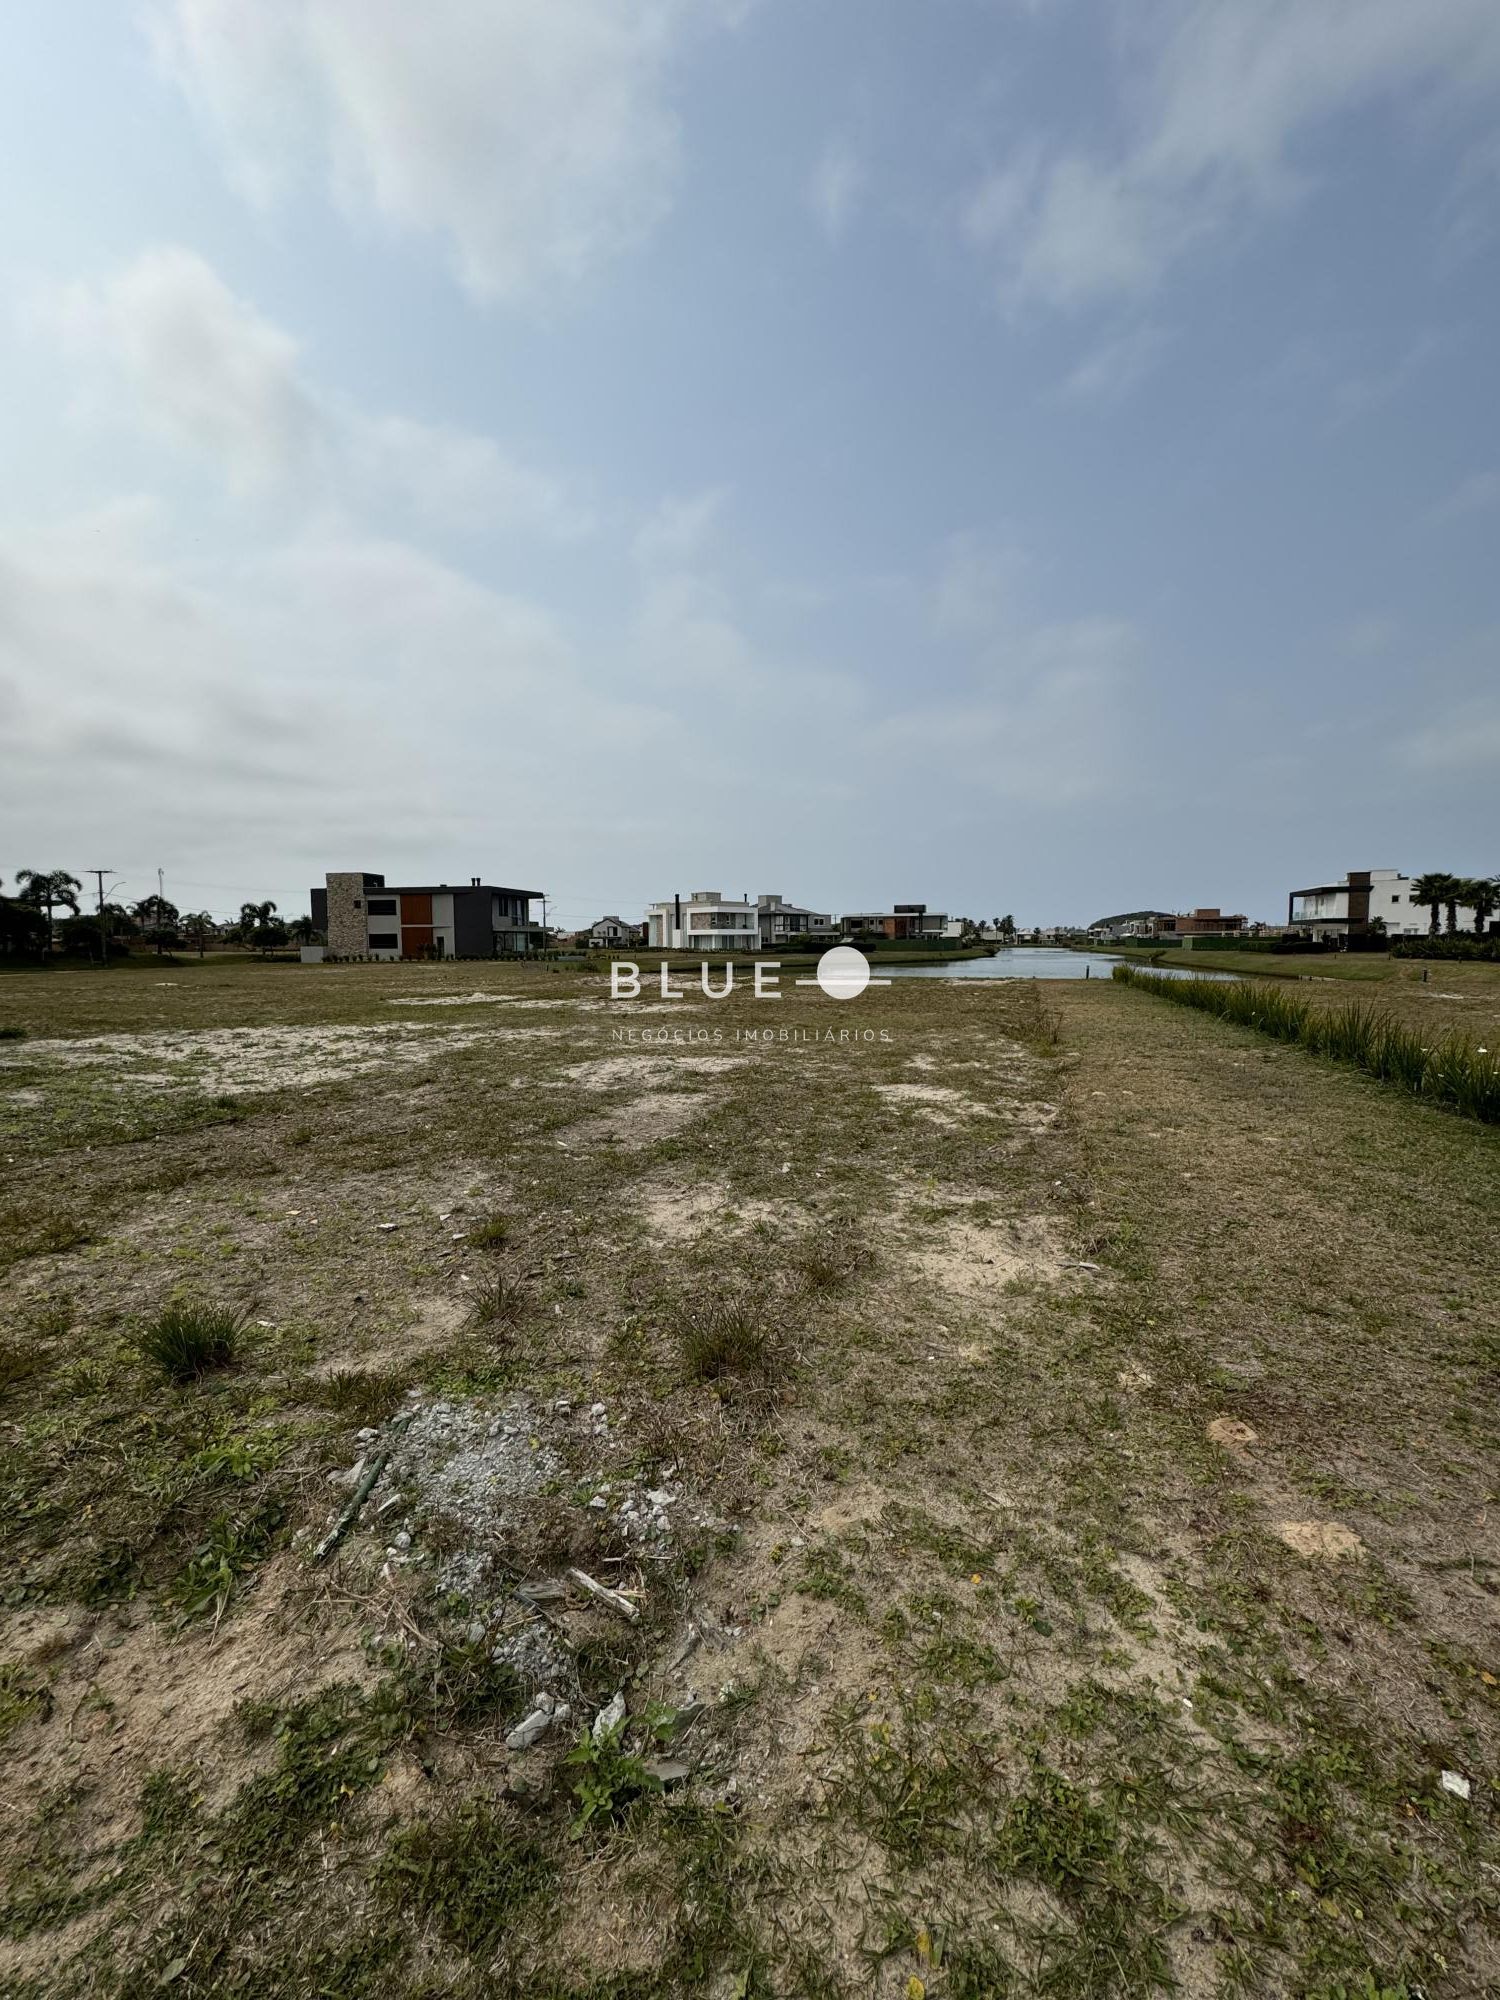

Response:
(136, 1299), (244, 1381)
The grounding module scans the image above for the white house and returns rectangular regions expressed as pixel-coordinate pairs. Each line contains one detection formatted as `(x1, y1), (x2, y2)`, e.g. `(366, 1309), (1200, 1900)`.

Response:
(645, 891), (759, 951)
(1287, 869), (1433, 940)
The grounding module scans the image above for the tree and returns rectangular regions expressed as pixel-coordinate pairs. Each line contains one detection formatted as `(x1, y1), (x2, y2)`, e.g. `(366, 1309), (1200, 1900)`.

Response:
(15, 869), (81, 956)
(999, 913), (1017, 943)
(287, 915), (316, 944)
(181, 911), (217, 957)
(1409, 872), (1456, 938)
(1462, 876), (1497, 938)
(0, 887), (48, 958)
(236, 900), (286, 953)
(132, 894), (181, 954)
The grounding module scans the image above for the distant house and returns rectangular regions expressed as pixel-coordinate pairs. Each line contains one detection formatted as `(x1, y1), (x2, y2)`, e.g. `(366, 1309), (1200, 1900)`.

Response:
(645, 891), (759, 951)
(311, 871), (545, 960)
(584, 915), (641, 949)
(1087, 909), (1175, 942)
(1286, 869), (1429, 941)
(1155, 908), (1247, 939)
(757, 895), (836, 947)
(841, 903), (947, 940)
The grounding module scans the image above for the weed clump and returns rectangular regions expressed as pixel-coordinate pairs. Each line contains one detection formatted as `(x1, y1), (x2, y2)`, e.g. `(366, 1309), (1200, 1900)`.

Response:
(466, 1213), (512, 1249)
(137, 1300), (244, 1381)
(381, 1802), (554, 1955)
(465, 1269), (530, 1332)
(677, 1293), (777, 1382)
(792, 1220), (863, 1293)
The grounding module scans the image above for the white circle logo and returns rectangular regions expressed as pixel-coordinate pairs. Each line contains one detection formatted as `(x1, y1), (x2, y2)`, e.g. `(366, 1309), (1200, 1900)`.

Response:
(815, 945), (871, 1000)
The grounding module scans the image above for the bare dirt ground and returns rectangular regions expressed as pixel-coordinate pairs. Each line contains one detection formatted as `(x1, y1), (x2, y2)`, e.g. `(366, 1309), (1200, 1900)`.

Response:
(0, 959), (1495, 1998)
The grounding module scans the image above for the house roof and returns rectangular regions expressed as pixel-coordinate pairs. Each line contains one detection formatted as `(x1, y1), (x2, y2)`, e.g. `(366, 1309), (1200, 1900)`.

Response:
(382, 883), (542, 900)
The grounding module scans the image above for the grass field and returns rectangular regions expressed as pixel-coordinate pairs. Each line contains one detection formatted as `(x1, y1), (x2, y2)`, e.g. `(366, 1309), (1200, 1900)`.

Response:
(1, 958), (1496, 1998)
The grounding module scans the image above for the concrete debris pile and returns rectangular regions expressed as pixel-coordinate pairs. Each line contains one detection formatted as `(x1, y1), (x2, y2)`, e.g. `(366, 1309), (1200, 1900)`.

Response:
(313, 1388), (732, 1708)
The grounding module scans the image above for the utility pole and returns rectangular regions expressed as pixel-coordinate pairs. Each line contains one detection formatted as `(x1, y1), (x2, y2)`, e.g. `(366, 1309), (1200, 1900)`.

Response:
(86, 869), (117, 969)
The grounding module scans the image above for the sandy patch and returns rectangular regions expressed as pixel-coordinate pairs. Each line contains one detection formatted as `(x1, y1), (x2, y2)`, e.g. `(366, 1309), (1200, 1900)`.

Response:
(1206, 1417), (1258, 1454)
(565, 1090), (706, 1153)
(876, 1081), (996, 1130)
(561, 1053), (749, 1091)
(1277, 1520), (1364, 1560)
(0, 1022), (556, 1097)
(0, 1555), (373, 1850)
(635, 1178), (786, 1243)
(906, 1213), (1066, 1297)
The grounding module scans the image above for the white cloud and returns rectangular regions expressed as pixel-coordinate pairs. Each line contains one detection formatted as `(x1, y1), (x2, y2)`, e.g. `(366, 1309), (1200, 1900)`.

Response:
(1060, 323), (1172, 402)
(0, 505), (678, 903)
(966, 0), (1500, 309)
(862, 614), (1140, 803)
(931, 533), (1030, 641)
(50, 247), (325, 490)
(43, 248), (588, 534)
(873, 533), (1142, 802)
(808, 138), (865, 240)
(147, 0), (743, 300)
(632, 486), (731, 567)
(1331, 330), (1450, 425)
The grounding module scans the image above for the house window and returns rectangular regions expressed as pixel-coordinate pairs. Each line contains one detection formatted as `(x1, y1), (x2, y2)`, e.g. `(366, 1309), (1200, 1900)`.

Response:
(368, 898), (397, 915)
(368, 932), (398, 948)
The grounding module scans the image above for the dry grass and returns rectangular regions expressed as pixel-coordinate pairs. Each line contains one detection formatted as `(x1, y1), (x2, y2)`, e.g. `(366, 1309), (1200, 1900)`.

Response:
(0, 956), (1495, 1999)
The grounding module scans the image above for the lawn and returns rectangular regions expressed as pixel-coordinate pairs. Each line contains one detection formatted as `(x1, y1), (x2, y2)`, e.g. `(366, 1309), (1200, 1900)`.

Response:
(0, 959), (1495, 1997)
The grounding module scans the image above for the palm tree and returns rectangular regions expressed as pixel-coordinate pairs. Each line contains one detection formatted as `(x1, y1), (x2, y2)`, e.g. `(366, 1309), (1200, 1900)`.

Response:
(132, 894), (180, 955)
(15, 868), (81, 956)
(1462, 876), (1497, 938)
(287, 915), (316, 944)
(181, 911), (216, 957)
(236, 899), (277, 946)
(1409, 872), (1456, 937)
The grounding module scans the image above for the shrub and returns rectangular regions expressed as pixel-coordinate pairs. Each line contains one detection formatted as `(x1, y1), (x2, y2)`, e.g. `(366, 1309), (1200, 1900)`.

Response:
(1112, 967), (1500, 1125)
(137, 1300), (244, 1381)
(0, 1025), (25, 1041)
(1390, 935), (1500, 962)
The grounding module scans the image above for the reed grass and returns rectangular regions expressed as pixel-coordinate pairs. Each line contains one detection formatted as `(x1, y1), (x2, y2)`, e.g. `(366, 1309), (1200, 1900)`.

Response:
(1112, 966), (1500, 1124)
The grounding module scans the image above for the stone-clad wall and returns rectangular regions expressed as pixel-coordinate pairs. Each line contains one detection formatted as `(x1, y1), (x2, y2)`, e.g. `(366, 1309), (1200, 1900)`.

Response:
(325, 873), (369, 959)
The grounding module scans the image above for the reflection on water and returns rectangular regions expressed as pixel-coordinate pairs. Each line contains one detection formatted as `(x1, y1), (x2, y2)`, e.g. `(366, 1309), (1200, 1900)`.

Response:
(875, 948), (1237, 982)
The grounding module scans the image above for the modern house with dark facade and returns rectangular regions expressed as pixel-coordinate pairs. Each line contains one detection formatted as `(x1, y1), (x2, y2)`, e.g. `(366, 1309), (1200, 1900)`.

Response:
(840, 903), (947, 940)
(311, 871), (544, 960)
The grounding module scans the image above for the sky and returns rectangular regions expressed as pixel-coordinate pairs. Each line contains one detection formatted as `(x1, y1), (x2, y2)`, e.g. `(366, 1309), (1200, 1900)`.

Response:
(2, 0), (1497, 932)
